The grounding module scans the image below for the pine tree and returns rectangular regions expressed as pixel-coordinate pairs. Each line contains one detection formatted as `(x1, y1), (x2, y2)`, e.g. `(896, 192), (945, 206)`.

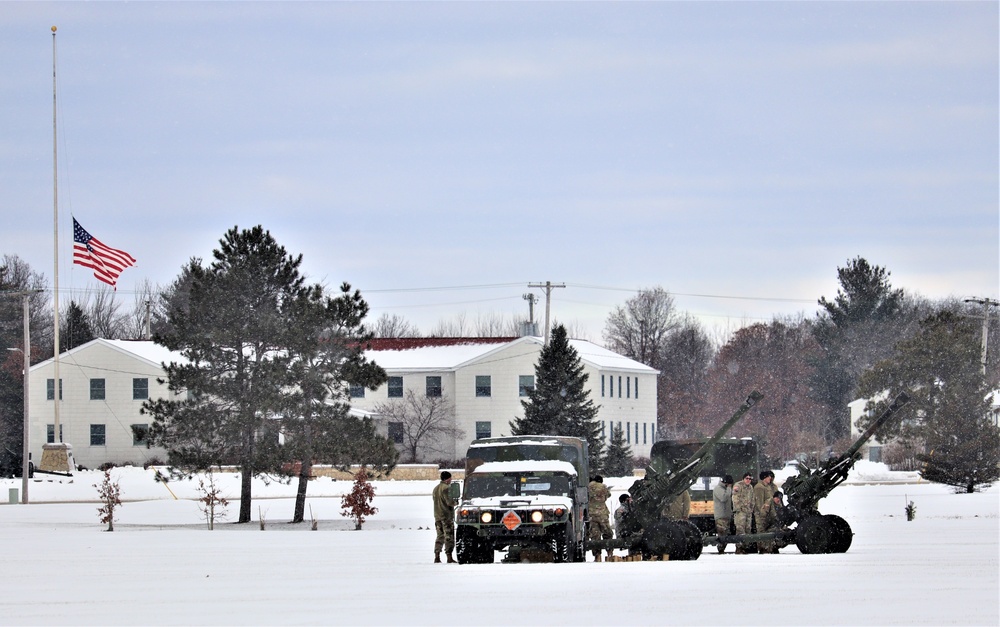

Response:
(145, 226), (308, 523)
(603, 423), (634, 477)
(62, 301), (94, 349)
(857, 309), (999, 492)
(510, 325), (604, 470)
(281, 282), (396, 523)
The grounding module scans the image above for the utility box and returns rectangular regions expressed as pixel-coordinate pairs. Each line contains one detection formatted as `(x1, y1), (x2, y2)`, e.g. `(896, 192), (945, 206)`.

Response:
(8, 488), (18, 504)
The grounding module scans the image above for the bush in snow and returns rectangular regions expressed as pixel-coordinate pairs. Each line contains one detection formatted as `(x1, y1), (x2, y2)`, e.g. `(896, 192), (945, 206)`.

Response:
(197, 471), (229, 530)
(341, 468), (378, 530)
(94, 470), (123, 532)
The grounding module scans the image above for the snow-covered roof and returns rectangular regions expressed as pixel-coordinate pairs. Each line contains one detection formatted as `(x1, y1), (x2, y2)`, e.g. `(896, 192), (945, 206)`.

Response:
(470, 460), (578, 476)
(30, 338), (185, 372)
(364, 336), (657, 374)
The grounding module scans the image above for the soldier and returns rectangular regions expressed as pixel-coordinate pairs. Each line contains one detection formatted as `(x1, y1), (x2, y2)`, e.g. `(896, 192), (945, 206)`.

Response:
(614, 493), (633, 538)
(432, 471), (456, 563)
(587, 475), (613, 561)
(732, 472), (755, 554)
(712, 475), (734, 553)
(753, 470), (777, 515)
(662, 487), (691, 521)
(757, 490), (786, 553)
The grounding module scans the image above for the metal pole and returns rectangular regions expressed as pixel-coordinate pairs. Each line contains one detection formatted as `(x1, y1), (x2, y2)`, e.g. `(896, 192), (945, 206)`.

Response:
(51, 25), (61, 443)
(21, 293), (30, 503)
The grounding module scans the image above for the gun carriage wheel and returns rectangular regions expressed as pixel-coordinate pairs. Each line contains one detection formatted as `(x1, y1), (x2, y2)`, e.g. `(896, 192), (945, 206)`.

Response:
(794, 514), (838, 554)
(642, 519), (703, 560)
(825, 514), (853, 553)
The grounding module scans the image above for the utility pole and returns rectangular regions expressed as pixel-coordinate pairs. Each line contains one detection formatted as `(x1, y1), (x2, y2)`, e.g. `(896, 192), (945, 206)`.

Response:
(2, 289), (42, 503)
(527, 281), (565, 346)
(964, 297), (999, 375)
(522, 293), (537, 336)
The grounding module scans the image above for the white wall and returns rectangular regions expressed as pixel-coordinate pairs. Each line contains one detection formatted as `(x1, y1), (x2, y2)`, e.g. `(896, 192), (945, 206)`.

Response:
(29, 342), (173, 469)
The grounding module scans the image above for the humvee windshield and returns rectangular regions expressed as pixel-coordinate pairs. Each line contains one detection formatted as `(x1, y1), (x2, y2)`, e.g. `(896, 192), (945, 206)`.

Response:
(464, 473), (572, 499)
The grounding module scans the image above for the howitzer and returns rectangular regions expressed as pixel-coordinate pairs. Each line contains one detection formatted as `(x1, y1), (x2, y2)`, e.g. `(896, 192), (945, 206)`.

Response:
(591, 391), (764, 560)
(776, 391), (911, 554)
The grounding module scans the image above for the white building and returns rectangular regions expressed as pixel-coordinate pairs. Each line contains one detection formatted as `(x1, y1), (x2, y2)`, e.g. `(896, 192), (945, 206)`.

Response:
(28, 339), (178, 470)
(349, 336), (659, 462)
(27, 336), (658, 468)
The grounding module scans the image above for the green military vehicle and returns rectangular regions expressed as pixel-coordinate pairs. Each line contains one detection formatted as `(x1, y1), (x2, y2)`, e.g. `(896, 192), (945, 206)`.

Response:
(650, 437), (761, 534)
(454, 436), (589, 564)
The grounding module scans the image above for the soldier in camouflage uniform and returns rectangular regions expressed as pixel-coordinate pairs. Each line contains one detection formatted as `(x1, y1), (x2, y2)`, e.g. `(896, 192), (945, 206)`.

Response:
(753, 470), (776, 515)
(757, 490), (785, 553)
(587, 475), (613, 561)
(432, 471), (456, 563)
(661, 488), (691, 520)
(732, 472), (755, 554)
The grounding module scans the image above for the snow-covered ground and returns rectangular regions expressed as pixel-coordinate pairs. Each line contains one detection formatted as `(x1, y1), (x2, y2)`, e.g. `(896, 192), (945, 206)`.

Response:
(0, 462), (996, 626)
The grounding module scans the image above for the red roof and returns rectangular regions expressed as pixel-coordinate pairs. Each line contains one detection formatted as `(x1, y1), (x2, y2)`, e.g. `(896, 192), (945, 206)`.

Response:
(362, 337), (519, 351)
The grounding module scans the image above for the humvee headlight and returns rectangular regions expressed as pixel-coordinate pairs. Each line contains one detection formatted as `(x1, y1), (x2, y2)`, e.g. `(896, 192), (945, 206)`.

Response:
(480, 511), (493, 524)
(530, 510), (544, 523)
(553, 507), (565, 517)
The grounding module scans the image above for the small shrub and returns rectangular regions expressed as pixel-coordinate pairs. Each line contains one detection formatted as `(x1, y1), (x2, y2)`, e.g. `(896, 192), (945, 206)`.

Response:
(905, 499), (916, 521)
(196, 471), (229, 530)
(340, 468), (378, 530)
(94, 470), (123, 532)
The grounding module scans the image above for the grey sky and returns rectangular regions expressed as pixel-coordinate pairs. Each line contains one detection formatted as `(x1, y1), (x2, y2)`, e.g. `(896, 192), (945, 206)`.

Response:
(2, 2), (997, 340)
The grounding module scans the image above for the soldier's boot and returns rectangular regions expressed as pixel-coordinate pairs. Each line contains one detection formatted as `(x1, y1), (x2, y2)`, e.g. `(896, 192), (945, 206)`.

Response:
(593, 553), (602, 562)
(446, 553), (457, 564)
(434, 553), (441, 563)
(717, 545), (726, 554)
(606, 550), (614, 561)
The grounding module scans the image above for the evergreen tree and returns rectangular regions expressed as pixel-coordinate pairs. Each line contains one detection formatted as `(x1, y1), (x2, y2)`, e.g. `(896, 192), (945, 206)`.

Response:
(280, 282), (396, 523)
(857, 309), (999, 492)
(510, 325), (604, 470)
(603, 423), (634, 478)
(62, 301), (94, 349)
(145, 226), (308, 523)
(811, 257), (911, 440)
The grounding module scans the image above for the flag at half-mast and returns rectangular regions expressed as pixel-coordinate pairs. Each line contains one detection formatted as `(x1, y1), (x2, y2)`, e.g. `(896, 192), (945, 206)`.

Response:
(72, 217), (136, 289)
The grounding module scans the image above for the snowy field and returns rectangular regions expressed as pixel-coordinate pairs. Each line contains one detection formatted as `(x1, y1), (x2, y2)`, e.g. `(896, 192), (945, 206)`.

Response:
(0, 463), (997, 626)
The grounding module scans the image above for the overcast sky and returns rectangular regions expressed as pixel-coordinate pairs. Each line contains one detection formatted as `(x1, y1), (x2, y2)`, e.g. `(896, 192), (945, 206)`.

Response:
(2, 2), (997, 340)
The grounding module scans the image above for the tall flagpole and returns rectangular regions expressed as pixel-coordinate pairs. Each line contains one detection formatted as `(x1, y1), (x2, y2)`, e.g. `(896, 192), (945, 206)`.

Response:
(41, 25), (72, 475)
(51, 25), (61, 444)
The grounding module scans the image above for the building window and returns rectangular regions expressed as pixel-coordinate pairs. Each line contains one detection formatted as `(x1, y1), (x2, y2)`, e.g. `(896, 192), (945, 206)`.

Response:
(131, 424), (150, 446)
(635, 377), (639, 399)
(601, 375), (605, 397)
(476, 421), (492, 440)
(46, 424), (63, 443)
(618, 376), (623, 398)
(475, 375), (491, 397)
(387, 422), (404, 444)
(90, 378), (106, 400)
(349, 384), (365, 398)
(643, 423), (647, 445)
(626, 377), (631, 398)
(133, 378), (149, 400)
(601, 421), (606, 438)
(626, 421), (631, 444)
(46, 379), (63, 400)
(426, 376), (442, 397)
(90, 424), (106, 446)
(519, 375), (534, 397)
(609, 376), (614, 398)
(387, 376), (403, 398)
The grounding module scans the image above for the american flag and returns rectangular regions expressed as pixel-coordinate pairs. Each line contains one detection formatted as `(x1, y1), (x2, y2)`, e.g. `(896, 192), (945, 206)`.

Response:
(72, 217), (136, 289)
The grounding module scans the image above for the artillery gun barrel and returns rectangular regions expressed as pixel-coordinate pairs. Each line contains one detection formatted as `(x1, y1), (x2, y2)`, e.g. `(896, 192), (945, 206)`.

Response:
(843, 391), (910, 460)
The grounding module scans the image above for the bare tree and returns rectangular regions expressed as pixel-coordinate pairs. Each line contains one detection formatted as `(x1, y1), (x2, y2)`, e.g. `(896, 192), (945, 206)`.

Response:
(119, 279), (160, 340)
(82, 286), (125, 339)
(372, 312), (421, 338)
(602, 286), (680, 370)
(373, 390), (461, 463)
(430, 312), (469, 337)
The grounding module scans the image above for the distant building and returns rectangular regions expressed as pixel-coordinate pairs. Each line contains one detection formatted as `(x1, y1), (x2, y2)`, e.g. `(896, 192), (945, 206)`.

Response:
(27, 336), (658, 469)
(28, 339), (178, 469)
(350, 336), (659, 462)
